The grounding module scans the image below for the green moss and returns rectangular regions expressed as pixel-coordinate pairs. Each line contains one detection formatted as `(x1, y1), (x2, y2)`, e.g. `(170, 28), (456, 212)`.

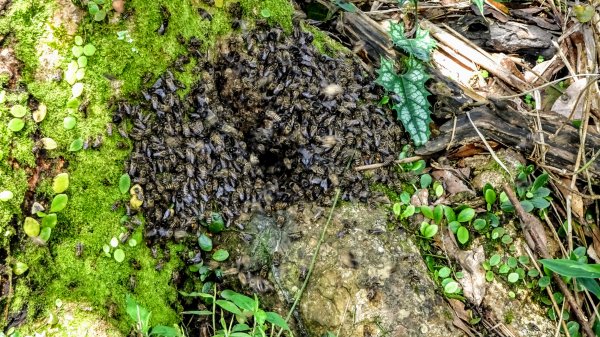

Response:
(239, 0), (293, 32)
(301, 23), (350, 57)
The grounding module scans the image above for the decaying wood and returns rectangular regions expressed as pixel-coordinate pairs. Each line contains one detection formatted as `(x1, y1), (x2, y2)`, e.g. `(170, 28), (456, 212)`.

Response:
(416, 105), (600, 180)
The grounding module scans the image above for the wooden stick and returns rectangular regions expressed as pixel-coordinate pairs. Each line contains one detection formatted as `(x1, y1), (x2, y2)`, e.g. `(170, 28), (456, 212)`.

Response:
(354, 156), (423, 171)
(503, 184), (595, 337)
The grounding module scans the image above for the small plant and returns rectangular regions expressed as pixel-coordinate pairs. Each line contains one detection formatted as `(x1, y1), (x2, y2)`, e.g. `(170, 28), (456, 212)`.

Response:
(182, 287), (291, 337)
(501, 168), (551, 213)
(126, 296), (182, 337)
(86, 0), (111, 21)
(375, 16), (435, 147)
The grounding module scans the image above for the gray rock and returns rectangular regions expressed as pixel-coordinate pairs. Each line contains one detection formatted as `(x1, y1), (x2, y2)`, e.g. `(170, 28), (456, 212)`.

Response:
(239, 204), (464, 337)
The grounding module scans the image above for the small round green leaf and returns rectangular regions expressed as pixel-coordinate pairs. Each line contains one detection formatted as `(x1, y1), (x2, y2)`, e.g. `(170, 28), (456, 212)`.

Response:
(260, 8), (271, 17)
(444, 281), (460, 294)
(489, 254), (501, 267)
(83, 44), (96, 56)
(420, 206), (433, 219)
(518, 256), (530, 265)
(448, 221), (460, 234)
(198, 233), (213, 252)
(72, 83), (84, 98)
(392, 203), (401, 217)
(53, 173), (69, 193)
(75, 36), (84, 46)
(0, 190), (14, 201)
(77, 56), (88, 68)
(114, 248), (125, 262)
(50, 194), (68, 213)
(457, 208), (475, 223)
(24, 217), (41, 237)
(128, 238), (137, 247)
(72, 45), (83, 57)
(433, 204), (444, 224)
(110, 237), (119, 248)
(473, 218), (487, 231)
(63, 116), (77, 130)
(420, 174), (432, 189)
(69, 138), (84, 152)
(507, 257), (518, 268)
(10, 104), (27, 117)
(8, 118), (25, 132)
(41, 138), (58, 150)
(13, 262), (29, 275)
(438, 267), (451, 278)
(41, 213), (57, 228)
(75, 68), (86, 81)
(94, 9), (106, 21)
(485, 271), (494, 282)
(119, 174), (131, 194)
(212, 249), (229, 262)
(208, 213), (225, 233)
(103, 244), (111, 256)
(507, 272), (519, 283)
(39, 227), (52, 242)
(502, 234), (513, 245)
(498, 264), (510, 274)
(457, 226), (469, 244)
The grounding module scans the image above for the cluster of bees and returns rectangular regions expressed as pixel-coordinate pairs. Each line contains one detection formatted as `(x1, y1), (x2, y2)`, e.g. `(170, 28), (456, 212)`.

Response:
(117, 26), (404, 238)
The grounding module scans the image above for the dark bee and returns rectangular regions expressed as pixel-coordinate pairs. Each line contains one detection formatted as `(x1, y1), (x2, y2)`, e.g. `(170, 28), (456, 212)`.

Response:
(75, 242), (84, 257)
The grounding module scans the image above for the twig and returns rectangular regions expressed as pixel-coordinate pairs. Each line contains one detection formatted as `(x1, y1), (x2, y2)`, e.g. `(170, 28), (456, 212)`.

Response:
(503, 184), (595, 337)
(354, 156), (423, 171)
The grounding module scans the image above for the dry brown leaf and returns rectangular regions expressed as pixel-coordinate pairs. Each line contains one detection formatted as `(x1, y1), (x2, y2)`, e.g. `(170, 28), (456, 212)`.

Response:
(457, 245), (487, 306)
(432, 169), (474, 196)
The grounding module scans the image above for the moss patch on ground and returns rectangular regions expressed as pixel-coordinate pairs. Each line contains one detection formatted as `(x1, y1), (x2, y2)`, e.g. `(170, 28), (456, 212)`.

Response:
(301, 22), (350, 57)
(1, 0), (295, 334)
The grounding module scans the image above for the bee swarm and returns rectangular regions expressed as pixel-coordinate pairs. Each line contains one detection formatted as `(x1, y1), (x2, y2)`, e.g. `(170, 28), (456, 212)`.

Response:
(116, 25), (404, 238)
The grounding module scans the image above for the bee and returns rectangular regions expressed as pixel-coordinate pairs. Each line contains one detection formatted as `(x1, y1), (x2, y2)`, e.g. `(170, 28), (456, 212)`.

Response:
(75, 242), (84, 257)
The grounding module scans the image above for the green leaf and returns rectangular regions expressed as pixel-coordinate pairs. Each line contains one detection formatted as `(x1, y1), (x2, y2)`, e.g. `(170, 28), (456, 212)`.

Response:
(578, 278), (600, 298)
(260, 8), (271, 17)
(485, 189), (496, 206)
(520, 200), (534, 212)
(24, 217), (41, 237)
(266, 312), (290, 331)
(39, 227), (52, 242)
(491, 227), (505, 240)
(472, 0), (484, 16)
(420, 174), (432, 188)
(126, 296), (151, 335)
(448, 221), (460, 234)
(182, 310), (213, 315)
(42, 213), (57, 228)
(400, 191), (411, 204)
(53, 173), (69, 193)
(69, 138), (84, 152)
(420, 223), (438, 238)
(530, 197), (550, 209)
(444, 281), (460, 294)
(438, 266), (451, 278)
(10, 104), (27, 117)
(502, 235), (513, 245)
(13, 261), (28, 275)
(209, 213), (225, 233)
(473, 218), (487, 231)
(444, 206), (456, 222)
(114, 248), (125, 262)
(507, 272), (519, 283)
(457, 226), (469, 244)
(75, 36), (83, 46)
(212, 249), (229, 262)
(150, 325), (179, 337)
(498, 264), (510, 274)
(401, 204), (415, 218)
(198, 234), (213, 252)
(8, 118), (25, 132)
(388, 22), (436, 62)
(538, 276), (551, 288)
(376, 58), (431, 146)
(539, 259), (600, 278)
(507, 257), (518, 268)
(83, 44), (96, 56)
(392, 202), (402, 217)
(433, 204), (443, 224)
(72, 82), (84, 98)
(119, 174), (131, 194)
(0, 190), (13, 201)
(216, 300), (242, 315)
(63, 116), (77, 130)
(72, 45), (83, 58)
(94, 9), (106, 21)
(77, 55), (88, 68)
(531, 173), (549, 192)
(221, 290), (255, 312)
(485, 271), (494, 282)
(50, 194), (68, 212)
(457, 208), (475, 222)
(333, 0), (357, 12)
(489, 254), (501, 267)
(420, 206), (433, 219)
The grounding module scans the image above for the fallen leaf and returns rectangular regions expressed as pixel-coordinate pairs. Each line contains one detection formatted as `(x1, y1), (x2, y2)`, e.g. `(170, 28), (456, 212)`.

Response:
(457, 245), (487, 306)
(551, 79), (587, 120)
